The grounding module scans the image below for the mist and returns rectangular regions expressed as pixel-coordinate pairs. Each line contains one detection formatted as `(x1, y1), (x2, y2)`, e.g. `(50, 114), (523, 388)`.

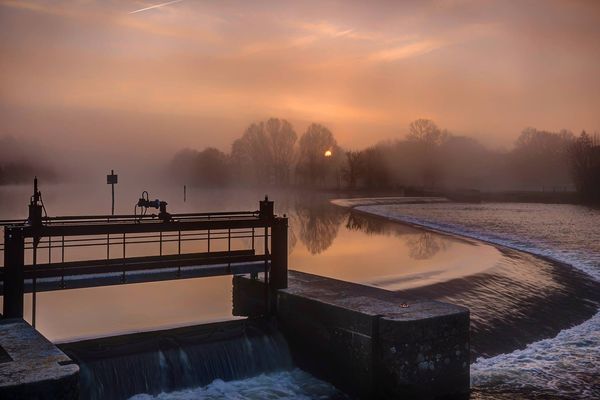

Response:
(1, 0), (600, 193)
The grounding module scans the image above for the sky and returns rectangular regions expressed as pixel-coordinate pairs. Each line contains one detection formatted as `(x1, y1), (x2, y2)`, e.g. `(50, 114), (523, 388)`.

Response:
(1, 0), (599, 170)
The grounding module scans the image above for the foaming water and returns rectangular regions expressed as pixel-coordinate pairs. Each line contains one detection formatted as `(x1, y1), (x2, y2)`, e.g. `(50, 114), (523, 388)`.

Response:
(355, 202), (600, 399)
(129, 369), (344, 400)
(472, 312), (600, 399)
(60, 322), (345, 400)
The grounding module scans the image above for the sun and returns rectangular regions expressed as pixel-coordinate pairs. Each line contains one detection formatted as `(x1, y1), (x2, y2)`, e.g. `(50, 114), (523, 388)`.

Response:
(324, 150), (332, 157)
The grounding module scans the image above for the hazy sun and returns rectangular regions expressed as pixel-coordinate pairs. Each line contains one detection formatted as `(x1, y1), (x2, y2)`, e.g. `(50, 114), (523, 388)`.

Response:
(324, 150), (332, 157)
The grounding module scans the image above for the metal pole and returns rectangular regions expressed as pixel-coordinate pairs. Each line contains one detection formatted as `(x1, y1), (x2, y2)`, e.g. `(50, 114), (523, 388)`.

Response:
(3, 227), (25, 318)
(271, 217), (288, 289)
(32, 241), (37, 327)
(184, 185), (186, 202)
(111, 169), (115, 216)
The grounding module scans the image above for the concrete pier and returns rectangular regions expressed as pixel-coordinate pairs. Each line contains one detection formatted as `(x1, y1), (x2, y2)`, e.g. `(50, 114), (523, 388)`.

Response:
(0, 319), (79, 399)
(234, 271), (470, 399)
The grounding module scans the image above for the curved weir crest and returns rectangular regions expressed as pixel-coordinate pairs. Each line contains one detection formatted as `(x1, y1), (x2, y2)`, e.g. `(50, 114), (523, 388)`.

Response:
(349, 201), (600, 399)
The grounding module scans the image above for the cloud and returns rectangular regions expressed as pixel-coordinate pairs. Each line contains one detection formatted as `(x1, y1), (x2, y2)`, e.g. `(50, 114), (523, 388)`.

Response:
(369, 39), (445, 62)
(128, 0), (186, 15)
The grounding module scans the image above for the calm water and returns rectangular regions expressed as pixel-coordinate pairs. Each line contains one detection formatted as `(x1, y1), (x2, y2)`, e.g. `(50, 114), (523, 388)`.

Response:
(1, 184), (598, 399)
(357, 202), (600, 400)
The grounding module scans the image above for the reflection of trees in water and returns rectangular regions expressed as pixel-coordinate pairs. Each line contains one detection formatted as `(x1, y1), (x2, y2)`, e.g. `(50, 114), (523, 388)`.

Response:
(293, 199), (345, 254)
(287, 222), (297, 255)
(406, 232), (448, 260)
(345, 212), (389, 235)
(345, 211), (449, 260)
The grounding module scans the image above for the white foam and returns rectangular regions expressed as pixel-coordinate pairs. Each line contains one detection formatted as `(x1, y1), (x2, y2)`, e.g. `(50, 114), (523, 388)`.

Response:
(353, 202), (600, 399)
(129, 368), (343, 400)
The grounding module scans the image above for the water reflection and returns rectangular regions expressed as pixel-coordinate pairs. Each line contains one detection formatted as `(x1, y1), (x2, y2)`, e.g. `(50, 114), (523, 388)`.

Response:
(345, 212), (387, 235)
(292, 198), (345, 255)
(406, 232), (448, 260)
(345, 212), (448, 260)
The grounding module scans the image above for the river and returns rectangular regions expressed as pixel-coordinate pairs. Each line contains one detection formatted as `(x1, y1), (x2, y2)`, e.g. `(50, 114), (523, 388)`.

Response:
(1, 183), (598, 399)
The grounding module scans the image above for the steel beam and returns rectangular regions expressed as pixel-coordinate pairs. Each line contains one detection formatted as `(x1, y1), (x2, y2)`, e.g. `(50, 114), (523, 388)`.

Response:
(270, 217), (288, 289)
(3, 227), (25, 318)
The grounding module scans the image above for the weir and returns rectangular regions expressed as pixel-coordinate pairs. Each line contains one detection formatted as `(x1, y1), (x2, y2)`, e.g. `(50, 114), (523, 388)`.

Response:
(0, 180), (470, 399)
(58, 319), (293, 400)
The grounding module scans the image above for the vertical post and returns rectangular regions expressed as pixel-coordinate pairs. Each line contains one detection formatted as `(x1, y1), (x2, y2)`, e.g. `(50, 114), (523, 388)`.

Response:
(111, 169), (115, 216)
(107, 170), (117, 215)
(184, 185), (187, 202)
(270, 217), (288, 289)
(3, 227), (25, 319)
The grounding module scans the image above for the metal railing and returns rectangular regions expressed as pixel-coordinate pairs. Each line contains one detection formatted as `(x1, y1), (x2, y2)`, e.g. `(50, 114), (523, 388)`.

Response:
(1, 197), (288, 322)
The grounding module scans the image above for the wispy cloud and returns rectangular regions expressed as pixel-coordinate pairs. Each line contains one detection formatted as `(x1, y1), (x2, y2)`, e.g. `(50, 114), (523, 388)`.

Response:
(295, 20), (376, 41)
(128, 0), (186, 15)
(369, 39), (444, 62)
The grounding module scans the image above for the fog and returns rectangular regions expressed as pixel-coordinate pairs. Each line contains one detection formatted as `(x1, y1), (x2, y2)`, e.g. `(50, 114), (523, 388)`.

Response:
(1, 0), (599, 185)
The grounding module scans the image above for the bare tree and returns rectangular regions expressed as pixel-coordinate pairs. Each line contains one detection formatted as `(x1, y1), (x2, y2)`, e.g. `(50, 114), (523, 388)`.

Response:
(342, 150), (364, 189)
(362, 146), (390, 189)
(230, 118), (297, 186)
(296, 123), (342, 186)
(407, 119), (448, 147)
(569, 131), (600, 203)
(265, 118), (297, 186)
(169, 147), (230, 187)
(406, 119), (448, 189)
(511, 127), (574, 189)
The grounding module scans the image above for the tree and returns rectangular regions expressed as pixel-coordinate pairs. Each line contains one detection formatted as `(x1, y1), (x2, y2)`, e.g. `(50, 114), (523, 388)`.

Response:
(405, 119), (448, 189)
(196, 147), (230, 187)
(342, 151), (364, 189)
(169, 147), (230, 187)
(511, 127), (574, 189)
(362, 146), (390, 189)
(264, 118), (297, 186)
(296, 123), (342, 186)
(569, 131), (600, 203)
(407, 119), (448, 147)
(230, 118), (297, 186)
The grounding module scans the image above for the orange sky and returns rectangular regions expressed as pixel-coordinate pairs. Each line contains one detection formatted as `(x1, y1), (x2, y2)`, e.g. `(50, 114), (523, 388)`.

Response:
(1, 0), (599, 166)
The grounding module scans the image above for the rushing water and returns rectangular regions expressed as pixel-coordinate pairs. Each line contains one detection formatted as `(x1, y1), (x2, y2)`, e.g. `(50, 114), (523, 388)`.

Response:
(129, 369), (344, 400)
(1, 184), (599, 398)
(355, 202), (600, 400)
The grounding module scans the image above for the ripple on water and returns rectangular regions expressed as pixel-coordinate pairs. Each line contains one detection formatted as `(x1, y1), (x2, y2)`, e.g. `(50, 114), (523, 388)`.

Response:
(355, 202), (600, 400)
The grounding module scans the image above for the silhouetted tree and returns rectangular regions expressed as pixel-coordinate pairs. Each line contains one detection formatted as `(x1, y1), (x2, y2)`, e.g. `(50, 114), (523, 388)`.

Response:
(511, 127), (574, 189)
(265, 118), (297, 185)
(362, 146), (390, 189)
(342, 150), (364, 189)
(406, 119), (448, 189)
(169, 147), (230, 187)
(196, 147), (231, 186)
(569, 131), (600, 203)
(438, 136), (490, 189)
(231, 122), (271, 185)
(231, 118), (297, 186)
(407, 119), (448, 147)
(295, 124), (342, 186)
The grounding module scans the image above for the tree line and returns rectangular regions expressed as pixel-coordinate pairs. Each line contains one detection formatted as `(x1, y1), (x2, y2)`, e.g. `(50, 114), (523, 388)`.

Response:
(0, 136), (57, 185)
(168, 118), (600, 203)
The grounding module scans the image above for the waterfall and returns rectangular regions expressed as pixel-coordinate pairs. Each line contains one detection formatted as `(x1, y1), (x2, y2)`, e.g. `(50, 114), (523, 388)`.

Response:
(60, 320), (294, 400)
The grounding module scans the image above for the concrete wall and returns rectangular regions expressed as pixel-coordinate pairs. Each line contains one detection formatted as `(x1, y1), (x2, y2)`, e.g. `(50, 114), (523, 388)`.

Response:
(234, 271), (470, 399)
(0, 319), (79, 400)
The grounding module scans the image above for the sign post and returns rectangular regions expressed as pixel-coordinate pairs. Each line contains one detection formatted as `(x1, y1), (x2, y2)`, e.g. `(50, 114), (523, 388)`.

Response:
(107, 170), (118, 215)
